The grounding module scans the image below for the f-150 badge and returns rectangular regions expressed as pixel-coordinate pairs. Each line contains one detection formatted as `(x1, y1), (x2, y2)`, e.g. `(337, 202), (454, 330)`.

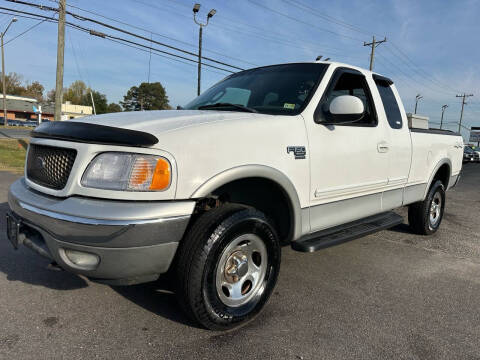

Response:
(287, 146), (306, 159)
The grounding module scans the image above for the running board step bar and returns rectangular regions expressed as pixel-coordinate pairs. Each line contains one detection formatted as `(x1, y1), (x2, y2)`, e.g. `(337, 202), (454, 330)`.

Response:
(291, 212), (403, 253)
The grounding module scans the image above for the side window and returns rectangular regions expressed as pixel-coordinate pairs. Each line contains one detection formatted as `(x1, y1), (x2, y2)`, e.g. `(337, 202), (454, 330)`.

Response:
(320, 71), (376, 126)
(375, 81), (402, 129)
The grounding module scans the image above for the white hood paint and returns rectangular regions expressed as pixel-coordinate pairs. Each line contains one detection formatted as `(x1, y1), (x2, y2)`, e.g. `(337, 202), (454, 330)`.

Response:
(67, 109), (311, 208)
(74, 110), (263, 136)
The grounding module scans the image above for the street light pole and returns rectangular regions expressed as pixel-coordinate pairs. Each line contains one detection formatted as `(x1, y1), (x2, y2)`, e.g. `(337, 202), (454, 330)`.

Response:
(197, 25), (202, 97)
(414, 94), (423, 114)
(1, 17), (17, 126)
(440, 104), (448, 129)
(193, 4), (216, 96)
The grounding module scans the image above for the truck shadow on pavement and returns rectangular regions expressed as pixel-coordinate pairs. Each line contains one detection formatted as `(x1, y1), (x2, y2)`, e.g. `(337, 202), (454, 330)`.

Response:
(388, 222), (413, 234)
(0, 202), (88, 290)
(111, 276), (201, 328)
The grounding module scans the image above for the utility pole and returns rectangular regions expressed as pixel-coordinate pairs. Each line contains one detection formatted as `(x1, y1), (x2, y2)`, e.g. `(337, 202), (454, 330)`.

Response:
(456, 93), (473, 133)
(414, 94), (423, 114)
(1, 17), (17, 126)
(192, 4), (216, 96)
(440, 104), (448, 129)
(54, 0), (66, 121)
(363, 36), (386, 71)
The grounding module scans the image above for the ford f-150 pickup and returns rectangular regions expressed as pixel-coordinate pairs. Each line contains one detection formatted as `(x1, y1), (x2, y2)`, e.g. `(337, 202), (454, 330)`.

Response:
(6, 61), (463, 330)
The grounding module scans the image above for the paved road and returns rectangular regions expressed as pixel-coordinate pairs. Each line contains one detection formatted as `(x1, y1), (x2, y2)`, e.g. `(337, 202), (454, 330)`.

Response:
(0, 165), (479, 359)
(0, 128), (32, 139)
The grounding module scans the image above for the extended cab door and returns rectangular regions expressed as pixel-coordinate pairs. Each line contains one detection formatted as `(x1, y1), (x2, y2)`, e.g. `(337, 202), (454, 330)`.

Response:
(305, 67), (390, 232)
(372, 76), (412, 209)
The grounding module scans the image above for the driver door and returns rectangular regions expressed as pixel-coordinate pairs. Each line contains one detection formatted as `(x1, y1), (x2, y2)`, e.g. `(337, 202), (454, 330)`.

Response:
(306, 68), (389, 232)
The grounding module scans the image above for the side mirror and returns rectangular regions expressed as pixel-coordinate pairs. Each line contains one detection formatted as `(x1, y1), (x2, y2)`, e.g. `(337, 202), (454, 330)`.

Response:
(323, 95), (365, 124)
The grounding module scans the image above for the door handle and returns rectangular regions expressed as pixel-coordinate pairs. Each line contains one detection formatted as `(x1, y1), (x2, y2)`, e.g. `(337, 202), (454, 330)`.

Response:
(377, 142), (389, 153)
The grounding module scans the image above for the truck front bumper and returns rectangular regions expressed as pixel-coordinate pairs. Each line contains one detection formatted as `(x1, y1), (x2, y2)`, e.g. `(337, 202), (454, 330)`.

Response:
(7, 178), (195, 285)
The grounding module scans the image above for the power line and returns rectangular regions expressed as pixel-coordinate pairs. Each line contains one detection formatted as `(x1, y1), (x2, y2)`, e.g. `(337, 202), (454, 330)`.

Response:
(67, 27), (86, 85)
(210, 19), (366, 63)
(247, 0), (363, 42)
(3, 17), (49, 45)
(375, 52), (453, 98)
(270, 0), (467, 98)
(0, 6), (56, 21)
(65, 1), (258, 67)
(387, 42), (460, 94)
(281, 0), (374, 36)
(5, 0), (245, 71)
(105, 37), (228, 77)
(100, 31), (235, 73)
(132, 0), (366, 61)
(0, 5), (236, 74)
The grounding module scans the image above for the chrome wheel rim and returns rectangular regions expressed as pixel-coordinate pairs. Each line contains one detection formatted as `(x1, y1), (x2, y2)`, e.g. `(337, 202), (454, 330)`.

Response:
(429, 192), (442, 226)
(215, 233), (268, 308)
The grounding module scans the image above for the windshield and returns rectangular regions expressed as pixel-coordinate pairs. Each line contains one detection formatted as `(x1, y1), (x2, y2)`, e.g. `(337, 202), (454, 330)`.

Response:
(184, 63), (328, 115)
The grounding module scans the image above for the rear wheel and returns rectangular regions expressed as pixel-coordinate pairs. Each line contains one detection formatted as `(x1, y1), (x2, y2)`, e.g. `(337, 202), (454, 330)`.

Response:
(175, 204), (281, 330)
(408, 180), (445, 235)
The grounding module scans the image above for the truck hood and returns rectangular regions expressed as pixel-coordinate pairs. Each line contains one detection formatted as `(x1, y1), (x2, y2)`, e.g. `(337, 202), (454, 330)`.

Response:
(76, 110), (262, 137)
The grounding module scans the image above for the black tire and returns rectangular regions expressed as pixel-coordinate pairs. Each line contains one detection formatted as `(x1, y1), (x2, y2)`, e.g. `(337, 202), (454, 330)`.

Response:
(175, 204), (281, 330)
(408, 180), (446, 235)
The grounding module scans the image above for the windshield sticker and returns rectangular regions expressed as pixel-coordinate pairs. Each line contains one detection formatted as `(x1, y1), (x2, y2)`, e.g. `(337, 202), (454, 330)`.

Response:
(283, 103), (295, 110)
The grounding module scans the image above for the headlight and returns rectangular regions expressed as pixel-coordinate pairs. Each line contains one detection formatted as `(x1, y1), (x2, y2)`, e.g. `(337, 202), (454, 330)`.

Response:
(81, 152), (171, 191)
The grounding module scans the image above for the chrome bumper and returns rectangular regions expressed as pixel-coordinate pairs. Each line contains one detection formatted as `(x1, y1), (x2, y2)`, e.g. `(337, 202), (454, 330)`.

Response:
(7, 178), (195, 285)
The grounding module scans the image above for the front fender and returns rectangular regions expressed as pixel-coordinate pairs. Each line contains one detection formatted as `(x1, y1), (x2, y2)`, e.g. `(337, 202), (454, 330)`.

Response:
(190, 165), (303, 241)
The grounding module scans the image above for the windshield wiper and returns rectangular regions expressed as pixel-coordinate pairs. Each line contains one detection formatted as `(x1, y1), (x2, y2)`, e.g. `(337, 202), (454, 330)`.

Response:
(198, 103), (258, 113)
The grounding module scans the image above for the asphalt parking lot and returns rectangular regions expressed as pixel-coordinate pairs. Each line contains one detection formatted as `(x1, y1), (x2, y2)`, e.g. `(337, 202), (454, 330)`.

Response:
(0, 128), (32, 139)
(0, 164), (479, 359)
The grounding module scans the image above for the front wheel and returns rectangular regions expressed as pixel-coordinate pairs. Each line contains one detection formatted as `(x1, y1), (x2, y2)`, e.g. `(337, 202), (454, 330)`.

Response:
(175, 204), (281, 330)
(408, 180), (446, 235)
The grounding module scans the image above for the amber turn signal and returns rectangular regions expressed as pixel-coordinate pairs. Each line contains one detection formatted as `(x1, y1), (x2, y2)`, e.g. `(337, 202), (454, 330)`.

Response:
(149, 158), (171, 190)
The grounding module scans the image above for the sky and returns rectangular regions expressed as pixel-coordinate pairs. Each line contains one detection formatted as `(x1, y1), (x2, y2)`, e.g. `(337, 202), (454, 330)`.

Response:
(0, 0), (479, 140)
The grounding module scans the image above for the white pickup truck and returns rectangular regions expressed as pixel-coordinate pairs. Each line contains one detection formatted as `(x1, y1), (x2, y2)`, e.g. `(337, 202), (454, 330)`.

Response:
(6, 61), (463, 330)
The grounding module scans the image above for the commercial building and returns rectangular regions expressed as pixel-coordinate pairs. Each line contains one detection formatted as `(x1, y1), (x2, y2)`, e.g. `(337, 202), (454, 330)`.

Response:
(42, 101), (93, 120)
(1, 94), (92, 123)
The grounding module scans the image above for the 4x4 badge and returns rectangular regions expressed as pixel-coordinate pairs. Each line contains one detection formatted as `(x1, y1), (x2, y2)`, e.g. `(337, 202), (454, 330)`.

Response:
(287, 146), (306, 159)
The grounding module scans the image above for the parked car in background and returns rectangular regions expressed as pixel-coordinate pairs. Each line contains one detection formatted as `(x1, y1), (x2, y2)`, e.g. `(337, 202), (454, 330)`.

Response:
(6, 119), (21, 126)
(464, 146), (480, 163)
(471, 146), (480, 159)
(4, 119), (38, 127)
(6, 61), (464, 330)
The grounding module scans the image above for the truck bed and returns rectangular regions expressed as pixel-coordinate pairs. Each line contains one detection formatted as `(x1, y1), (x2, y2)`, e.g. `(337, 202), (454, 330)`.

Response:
(408, 128), (463, 194)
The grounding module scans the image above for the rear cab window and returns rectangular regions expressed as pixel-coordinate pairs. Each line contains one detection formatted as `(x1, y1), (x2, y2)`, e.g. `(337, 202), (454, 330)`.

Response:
(374, 76), (403, 129)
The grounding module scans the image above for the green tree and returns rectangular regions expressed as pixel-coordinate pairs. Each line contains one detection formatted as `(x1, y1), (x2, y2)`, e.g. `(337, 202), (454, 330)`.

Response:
(0, 72), (25, 95)
(63, 80), (88, 104)
(106, 103), (122, 113)
(121, 82), (169, 111)
(21, 81), (44, 102)
(82, 90), (108, 114)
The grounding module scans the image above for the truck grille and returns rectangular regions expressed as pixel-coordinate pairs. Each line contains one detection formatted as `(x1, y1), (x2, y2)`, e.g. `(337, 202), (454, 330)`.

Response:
(26, 144), (77, 190)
